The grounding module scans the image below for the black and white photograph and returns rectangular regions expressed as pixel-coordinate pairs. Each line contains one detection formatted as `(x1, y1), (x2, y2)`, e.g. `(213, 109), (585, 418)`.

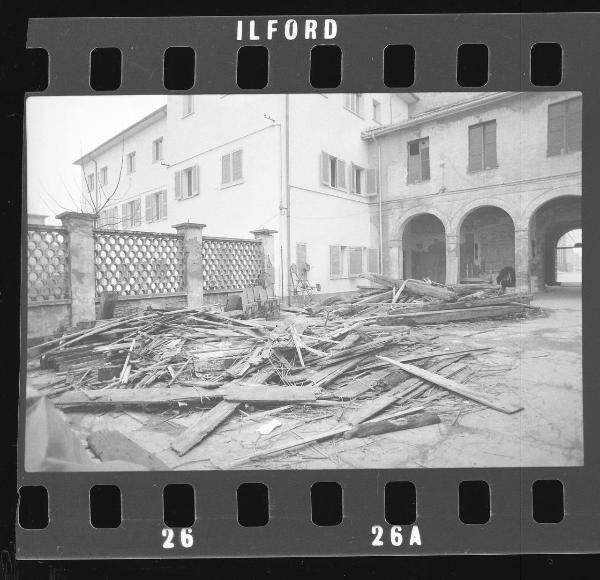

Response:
(24, 91), (582, 471)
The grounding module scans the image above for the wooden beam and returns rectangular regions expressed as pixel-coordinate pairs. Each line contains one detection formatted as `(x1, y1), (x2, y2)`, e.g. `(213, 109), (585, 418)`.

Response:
(377, 304), (525, 326)
(225, 386), (317, 403)
(376, 357), (523, 414)
(171, 401), (240, 456)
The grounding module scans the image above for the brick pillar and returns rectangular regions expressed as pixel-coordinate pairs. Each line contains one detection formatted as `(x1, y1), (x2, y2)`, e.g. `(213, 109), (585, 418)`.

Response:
(445, 233), (459, 285)
(57, 212), (96, 327)
(515, 227), (531, 293)
(173, 223), (206, 308)
(251, 228), (278, 295)
(388, 240), (402, 279)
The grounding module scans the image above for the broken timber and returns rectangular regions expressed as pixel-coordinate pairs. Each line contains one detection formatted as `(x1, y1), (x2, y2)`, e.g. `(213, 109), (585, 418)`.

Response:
(377, 356), (523, 414)
(377, 304), (525, 326)
(225, 386), (317, 403)
(359, 273), (458, 301)
(171, 401), (240, 456)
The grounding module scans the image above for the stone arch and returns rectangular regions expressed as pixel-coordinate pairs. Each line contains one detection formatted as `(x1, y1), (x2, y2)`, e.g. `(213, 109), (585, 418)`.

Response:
(457, 204), (516, 284)
(521, 185), (581, 231)
(392, 206), (451, 241)
(401, 212), (447, 284)
(450, 197), (519, 235)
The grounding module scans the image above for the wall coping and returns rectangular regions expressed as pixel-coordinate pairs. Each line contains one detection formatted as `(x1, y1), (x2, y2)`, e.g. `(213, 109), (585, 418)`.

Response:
(28, 298), (72, 308)
(93, 228), (184, 239)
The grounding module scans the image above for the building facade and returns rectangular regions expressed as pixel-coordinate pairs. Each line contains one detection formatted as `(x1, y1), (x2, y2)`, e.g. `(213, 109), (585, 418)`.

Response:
(74, 91), (582, 298)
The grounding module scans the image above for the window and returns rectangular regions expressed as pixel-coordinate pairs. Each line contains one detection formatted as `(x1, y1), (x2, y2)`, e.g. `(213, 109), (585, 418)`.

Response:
(183, 95), (194, 117)
(126, 151), (136, 174)
(348, 247), (364, 277)
(100, 166), (108, 186)
(547, 96), (582, 156)
(351, 164), (364, 194)
(330, 245), (343, 278)
(321, 152), (346, 190)
(468, 120), (497, 172)
(407, 138), (430, 183)
(367, 248), (379, 274)
(121, 199), (141, 229)
(145, 190), (167, 222)
(98, 206), (118, 229)
(152, 137), (163, 163)
(372, 99), (381, 123)
(87, 173), (95, 191)
(344, 93), (363, 117)
(175, 164), (199, 199)
(221, 149), (243, 186)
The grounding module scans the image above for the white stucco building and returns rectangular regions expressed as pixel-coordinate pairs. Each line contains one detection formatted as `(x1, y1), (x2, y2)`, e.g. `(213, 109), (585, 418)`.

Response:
(74, 93), (417, 298)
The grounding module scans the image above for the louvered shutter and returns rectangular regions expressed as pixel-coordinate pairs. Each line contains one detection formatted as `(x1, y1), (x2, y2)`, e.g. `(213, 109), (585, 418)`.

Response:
(145, 194), (153, 222)
(468, 124), (484, 171)
(548, 101), (565, 156)
(174, 171), (182, 200)
(321, 152), (329, 185)
(134, 199), (141, 226)
(566, 97), (582, 152)
(366, 168), (378, 194)
(222, 153), (231, 184)
(337, 159), (346, 189)
(330, 245), (341, 277)
(121, 203), (128, 228)
(483, 122), (497, 168)
(232, 150), (243, 180)
(161, 191), (167, 219)
(344, 94), (350, 109)
(421, 140), (430, 180)
(192, 165), (199, 195)
(407, 141), (420, 183)
(112, 206), (119, 227)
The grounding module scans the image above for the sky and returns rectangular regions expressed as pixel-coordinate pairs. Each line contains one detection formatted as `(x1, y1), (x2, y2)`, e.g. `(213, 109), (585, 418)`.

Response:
(26, 95), (166, 223)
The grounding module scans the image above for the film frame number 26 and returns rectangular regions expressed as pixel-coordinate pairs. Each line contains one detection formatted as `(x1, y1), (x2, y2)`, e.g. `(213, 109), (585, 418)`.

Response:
(162, 528), (194, 549)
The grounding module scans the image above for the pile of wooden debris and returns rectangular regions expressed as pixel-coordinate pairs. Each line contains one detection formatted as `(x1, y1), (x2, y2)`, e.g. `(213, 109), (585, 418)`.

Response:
(27, 274), (534, 469)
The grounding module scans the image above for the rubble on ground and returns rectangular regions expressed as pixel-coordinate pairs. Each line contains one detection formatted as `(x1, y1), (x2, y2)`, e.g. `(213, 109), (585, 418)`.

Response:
(26, 273), (541, 470)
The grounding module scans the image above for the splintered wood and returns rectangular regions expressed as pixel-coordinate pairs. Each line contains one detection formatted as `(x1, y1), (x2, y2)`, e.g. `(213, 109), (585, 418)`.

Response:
(29, 273), (536, 468)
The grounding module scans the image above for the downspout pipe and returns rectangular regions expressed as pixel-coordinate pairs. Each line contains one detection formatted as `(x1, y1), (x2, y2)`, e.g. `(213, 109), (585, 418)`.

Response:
(285, 94), (291, 306)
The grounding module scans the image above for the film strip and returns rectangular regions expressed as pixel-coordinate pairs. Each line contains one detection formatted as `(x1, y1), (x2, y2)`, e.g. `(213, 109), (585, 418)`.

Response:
(17, 14), (598, 559)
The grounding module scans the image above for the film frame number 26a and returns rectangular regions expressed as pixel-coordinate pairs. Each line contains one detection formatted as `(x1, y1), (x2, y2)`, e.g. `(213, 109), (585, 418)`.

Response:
(371, 525), (422, 548)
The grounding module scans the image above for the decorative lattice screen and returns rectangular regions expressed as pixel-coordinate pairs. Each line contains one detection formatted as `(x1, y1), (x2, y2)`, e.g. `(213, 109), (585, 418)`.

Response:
(27, 226), (70, 302)
(202, 237), (264, 293)
(94, 230), (185, 297)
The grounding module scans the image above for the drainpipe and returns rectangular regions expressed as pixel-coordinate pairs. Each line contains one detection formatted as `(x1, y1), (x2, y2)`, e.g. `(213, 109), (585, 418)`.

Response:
(285, 94), (291, 306)
(377, 140), (383, 274)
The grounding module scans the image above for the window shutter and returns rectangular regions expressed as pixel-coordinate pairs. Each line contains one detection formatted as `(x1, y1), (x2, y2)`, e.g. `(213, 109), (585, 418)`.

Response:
(121, 203), (128, 228)
(232, 149), (243, 181)
(468, 125), (483, 171)
(192, 165), (199, 195)
(222, 153), (231, 184)
(407, 141), (420, 183)
(483, 122), (497, 168)
(330, 245), (341, 277)
(145, 194), (153, 222)
(320, 151), (329, 185)
(161, 191), (167, 219)
(366, 168), (378, 194)
(134, 199), (141, 226)
(112, 206), (119, 227)
(421, 141), (430, 180)
(548, 101), (565, 156)
(174, 171), (182, 200)
(344, 94), (350, 109)
(337, 159), (346, 189)
(566, 97), (582, 152)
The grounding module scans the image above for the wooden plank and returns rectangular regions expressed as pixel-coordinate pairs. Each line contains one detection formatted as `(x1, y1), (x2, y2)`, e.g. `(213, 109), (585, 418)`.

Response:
(359, 274), (458, 301)
(377, 304), (525, 326)
(344, 412), (441, 439)
(54, 386), (227, 407)
(377, 357), (523, 414)
(225, 386), (316, 403)
(171, 401), (240, 456)
(87, 429), (168, 470)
